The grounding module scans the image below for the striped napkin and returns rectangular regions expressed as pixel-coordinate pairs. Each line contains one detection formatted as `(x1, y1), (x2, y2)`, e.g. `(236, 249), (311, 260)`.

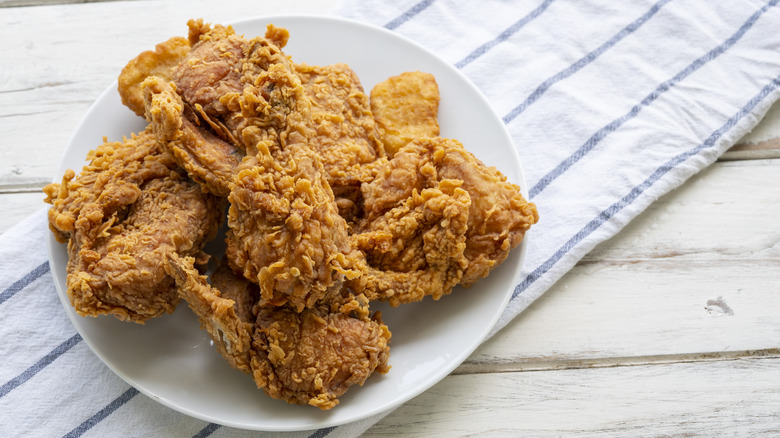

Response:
(3, 0), (780, 436)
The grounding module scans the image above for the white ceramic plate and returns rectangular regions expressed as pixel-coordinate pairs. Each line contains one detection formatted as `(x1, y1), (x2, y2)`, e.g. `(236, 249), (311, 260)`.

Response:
(48, 15), (529, 432)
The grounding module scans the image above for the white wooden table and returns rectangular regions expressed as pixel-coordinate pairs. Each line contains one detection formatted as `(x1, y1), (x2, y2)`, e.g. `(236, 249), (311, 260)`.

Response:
(3, 1), (779, 435)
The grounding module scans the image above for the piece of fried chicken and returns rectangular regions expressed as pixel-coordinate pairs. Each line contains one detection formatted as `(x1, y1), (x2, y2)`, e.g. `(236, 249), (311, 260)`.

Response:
(148, 20), (360, 311)
(370, 71), (440, 157)
(350, 137), (539, 305)
(295, 63), (385, 221)
(164, 254), (391, 410)
(43, 126), (224, 322)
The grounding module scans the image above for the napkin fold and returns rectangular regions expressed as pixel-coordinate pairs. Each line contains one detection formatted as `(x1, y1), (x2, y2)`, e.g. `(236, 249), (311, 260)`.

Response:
(3, 0), (780, 436)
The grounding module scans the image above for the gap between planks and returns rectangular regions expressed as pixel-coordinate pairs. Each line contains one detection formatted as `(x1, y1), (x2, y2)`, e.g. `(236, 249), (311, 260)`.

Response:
(455, 348), (780, 375)
(721, 138), (780, 161)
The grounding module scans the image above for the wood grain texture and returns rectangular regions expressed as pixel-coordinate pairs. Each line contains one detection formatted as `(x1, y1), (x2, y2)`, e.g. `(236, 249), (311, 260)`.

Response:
(365, 357), (780, 437)
(2, 0), (779, 203)
(0, 0), (132, 8)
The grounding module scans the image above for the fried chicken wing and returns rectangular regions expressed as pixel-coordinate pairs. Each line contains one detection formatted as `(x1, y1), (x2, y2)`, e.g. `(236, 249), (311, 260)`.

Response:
(117, 36), (190, 117)
(350, 137), (538, 305)
(44, 126), (224, 322)
(370, 71), (440, 157)
(164, 255), (255, 373)
(295, 63), (385, 220)
(164, 254), (391, 410)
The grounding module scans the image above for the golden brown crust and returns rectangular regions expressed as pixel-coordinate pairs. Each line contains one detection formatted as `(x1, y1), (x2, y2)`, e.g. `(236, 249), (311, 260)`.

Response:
(117, 36), (190, 117)
(142, 76), (242, 197)
(165, 254), (254, 372)
(370, 71), (440, 157)
(349, 137), (538, 305)
(165, 254), (390, 410)
(251, 305), (391, 409)
(45, 126), (224, 323)
(295, 63), (385, 222)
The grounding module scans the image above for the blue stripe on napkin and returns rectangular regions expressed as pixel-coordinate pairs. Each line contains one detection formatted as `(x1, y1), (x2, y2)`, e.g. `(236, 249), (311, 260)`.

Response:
(63, 387), (140, 438)
(513, 71), (780, 301)
(0, 333), (82, 398)
(0, 261), (49, 306)
(528, 0), (779, 199)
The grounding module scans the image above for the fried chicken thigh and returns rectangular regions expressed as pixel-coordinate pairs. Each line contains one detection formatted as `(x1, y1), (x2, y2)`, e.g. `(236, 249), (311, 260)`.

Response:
(44, 127), (224, 322)
(350, 137), (538, 305)
(165, 254), (391, 410)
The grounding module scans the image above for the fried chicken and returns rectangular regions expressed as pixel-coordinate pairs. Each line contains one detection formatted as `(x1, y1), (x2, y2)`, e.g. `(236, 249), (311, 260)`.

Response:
(143, 76), (242, 197)
(350, 179), (471, 306)
(370, 71), (440, 157)
(164, 254), (391, 410)
(156, 20), (360, 311)
(44, 126), (224, 322)
(44, 126), (180, 243)
(349, 137), (538, 305)
(164, 255), (256, 373)
(44, 18), (541, 412)
(117, 36), (190, 117)
(432, 139), (539, 285)
(295, 63), (385, 221)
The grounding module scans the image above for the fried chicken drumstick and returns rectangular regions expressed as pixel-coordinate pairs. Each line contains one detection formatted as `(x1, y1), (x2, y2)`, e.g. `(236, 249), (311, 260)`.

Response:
(165, 254), (390, 410)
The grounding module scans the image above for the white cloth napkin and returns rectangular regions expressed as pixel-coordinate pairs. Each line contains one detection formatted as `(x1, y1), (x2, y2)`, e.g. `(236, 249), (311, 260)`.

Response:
(3, 0), (780, 436)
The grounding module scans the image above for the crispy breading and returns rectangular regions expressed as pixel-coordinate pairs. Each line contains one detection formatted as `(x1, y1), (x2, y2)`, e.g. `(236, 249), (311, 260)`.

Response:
(296, 63), (385, 220)
(156, 20), (359, 311)
(117, 36), (190, 117)
(370, 71), (440, 157)
(44, 126), (224, 323)
(165, 254), (391, 410)
(350, 137), (538, 305)
(143, 76), (243, 197)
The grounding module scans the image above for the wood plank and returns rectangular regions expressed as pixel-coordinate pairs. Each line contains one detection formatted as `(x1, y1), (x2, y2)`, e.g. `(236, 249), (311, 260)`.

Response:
(723, 137), (780, 160)
(0, 0), (132, 8)
(464, 158), (780, 369)
(583, 158), (780, 262)
(365, 357), (780, 437)
(465, 258), (780, 370)
(0, 192), (45, 233)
